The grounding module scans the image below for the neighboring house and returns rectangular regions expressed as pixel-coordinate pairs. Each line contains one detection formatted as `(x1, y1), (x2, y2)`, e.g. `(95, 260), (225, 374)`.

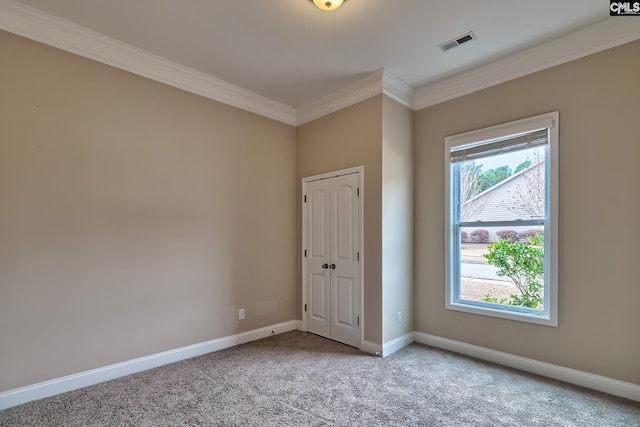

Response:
(462, 160), (544, 242)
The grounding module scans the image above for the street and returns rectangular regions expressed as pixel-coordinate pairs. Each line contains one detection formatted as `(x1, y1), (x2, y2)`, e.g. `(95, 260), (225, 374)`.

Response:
(461, 261), (507, 281)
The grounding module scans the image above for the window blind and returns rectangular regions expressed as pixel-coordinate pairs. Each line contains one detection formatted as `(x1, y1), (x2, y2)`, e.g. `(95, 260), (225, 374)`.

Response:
(450, 128), (548, 163)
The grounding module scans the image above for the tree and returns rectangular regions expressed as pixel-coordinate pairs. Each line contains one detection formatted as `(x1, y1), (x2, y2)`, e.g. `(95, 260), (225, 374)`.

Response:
(460, 161), (482, 202)
(514, 159), (531, 174)
(483, 233), (544, 308)
(459, 161), (489, 221)
(478, 165), (512, 192)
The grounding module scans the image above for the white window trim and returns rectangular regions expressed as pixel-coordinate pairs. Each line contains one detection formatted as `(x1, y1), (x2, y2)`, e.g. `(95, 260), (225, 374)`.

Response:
(444, 112), (559, 327)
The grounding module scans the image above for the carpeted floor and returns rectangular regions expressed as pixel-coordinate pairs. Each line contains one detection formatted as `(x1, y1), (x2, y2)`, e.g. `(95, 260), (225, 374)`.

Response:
(1, 330), (638, 426)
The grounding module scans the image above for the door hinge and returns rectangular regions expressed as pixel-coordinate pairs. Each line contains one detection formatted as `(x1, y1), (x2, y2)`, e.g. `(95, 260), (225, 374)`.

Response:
(304, 249), (307, 258)
(357, 316), (360, 326)
(357, 252), (360, 261)
(304, 195), (307, 203)
(357, 187), (360, 197)
(304, 303), (307, 312)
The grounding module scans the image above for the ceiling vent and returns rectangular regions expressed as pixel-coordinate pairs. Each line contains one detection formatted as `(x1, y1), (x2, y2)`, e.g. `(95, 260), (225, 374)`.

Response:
(438, 31), (477, 52)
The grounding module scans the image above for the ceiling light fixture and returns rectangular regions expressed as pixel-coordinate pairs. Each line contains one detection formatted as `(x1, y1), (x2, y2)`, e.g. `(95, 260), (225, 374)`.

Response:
(311, 0), (345, 11)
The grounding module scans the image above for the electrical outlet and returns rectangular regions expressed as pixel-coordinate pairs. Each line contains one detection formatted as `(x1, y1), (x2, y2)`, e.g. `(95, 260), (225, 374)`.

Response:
(239, 308), (245, 320)
(397, 311), (402, 324)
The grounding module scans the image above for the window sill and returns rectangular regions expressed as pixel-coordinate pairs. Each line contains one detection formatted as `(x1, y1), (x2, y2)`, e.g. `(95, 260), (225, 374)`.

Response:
(446, 301), (558, 327)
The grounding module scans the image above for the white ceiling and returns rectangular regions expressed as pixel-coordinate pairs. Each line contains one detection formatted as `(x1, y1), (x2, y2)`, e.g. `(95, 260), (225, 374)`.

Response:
(12, 0), (612, 108)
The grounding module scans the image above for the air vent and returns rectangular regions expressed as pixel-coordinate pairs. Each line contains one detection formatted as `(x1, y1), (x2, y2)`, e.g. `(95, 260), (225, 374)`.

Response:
(438, 31), (477, 52)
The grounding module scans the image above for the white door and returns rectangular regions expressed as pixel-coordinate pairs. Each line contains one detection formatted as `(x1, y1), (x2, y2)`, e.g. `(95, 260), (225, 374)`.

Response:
(305, 172), (360, 348)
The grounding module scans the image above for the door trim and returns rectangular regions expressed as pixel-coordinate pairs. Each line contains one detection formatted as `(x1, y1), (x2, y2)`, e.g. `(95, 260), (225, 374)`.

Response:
(302, 166), (364, 350)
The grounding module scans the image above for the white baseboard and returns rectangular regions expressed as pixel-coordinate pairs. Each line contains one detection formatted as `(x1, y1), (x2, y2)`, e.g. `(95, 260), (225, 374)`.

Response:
(4, 326), (636, 411)
(382, 332), (415, 357)
(414, 332), (640, 402)
(0, 320), (299, 411)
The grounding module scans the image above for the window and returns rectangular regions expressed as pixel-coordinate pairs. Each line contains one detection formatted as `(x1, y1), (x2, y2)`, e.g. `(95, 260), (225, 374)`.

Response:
(445, 112), (558, 326)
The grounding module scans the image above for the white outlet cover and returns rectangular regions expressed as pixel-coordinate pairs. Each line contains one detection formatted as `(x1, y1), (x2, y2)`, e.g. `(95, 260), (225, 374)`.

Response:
(239, 308), (245, 320)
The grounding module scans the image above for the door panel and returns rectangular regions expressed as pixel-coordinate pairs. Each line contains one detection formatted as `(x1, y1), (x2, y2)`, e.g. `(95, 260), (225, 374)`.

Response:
(309, 272), (330, 332)
(309, 190), (328, 259)
(334, 184), (355, 260)
(335, 276), (353, 325)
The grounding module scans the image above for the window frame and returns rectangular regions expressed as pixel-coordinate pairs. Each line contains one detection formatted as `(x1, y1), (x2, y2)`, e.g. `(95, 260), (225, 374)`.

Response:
(444, 112), (559, 327)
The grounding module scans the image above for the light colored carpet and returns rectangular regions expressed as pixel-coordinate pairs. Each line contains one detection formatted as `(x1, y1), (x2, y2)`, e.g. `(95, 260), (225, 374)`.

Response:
(1, 330), (638, 426)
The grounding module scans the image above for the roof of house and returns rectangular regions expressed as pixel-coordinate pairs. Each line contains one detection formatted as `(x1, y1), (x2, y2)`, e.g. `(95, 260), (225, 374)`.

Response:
(461, 160), (545, 222)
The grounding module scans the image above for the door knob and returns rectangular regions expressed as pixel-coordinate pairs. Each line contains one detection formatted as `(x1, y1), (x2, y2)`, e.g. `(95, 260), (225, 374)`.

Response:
(330, 264), (336, 270)
(322, 263), (329, 269)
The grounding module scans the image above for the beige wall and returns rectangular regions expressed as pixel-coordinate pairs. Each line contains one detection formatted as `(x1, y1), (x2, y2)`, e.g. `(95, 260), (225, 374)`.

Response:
(381, 96), (414, 344)
(0, 31), (297, 392)
(2, 25), (637, 395)
(296, 96), (383, 344)
(414, 40), (640, 383)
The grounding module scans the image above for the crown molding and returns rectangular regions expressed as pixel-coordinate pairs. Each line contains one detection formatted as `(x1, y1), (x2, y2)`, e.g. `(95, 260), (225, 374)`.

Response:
(414, 18), (640, 110)
(2, 0), (638, 124)
(0, 0), (297, 125)
(382, 70), (415, 110)
(295, 69), (385, 125)
(295, 69), (415, 125)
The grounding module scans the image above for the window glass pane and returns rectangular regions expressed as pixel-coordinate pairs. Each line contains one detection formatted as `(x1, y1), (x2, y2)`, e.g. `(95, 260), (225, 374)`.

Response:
(459, 145), (545, 222)
(458, 225), (545, 309)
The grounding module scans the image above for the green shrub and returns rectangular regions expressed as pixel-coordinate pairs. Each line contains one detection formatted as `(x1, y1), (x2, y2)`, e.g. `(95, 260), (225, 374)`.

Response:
(483, 233), (544, 308)
(517, 229), (541, 243)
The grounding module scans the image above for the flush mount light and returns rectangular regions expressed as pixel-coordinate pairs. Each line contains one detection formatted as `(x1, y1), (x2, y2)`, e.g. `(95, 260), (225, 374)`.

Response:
(311, 0), (345, 11)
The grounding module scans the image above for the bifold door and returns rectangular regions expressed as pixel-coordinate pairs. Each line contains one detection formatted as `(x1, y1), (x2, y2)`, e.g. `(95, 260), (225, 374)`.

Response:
(304, 172), (360, 348)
